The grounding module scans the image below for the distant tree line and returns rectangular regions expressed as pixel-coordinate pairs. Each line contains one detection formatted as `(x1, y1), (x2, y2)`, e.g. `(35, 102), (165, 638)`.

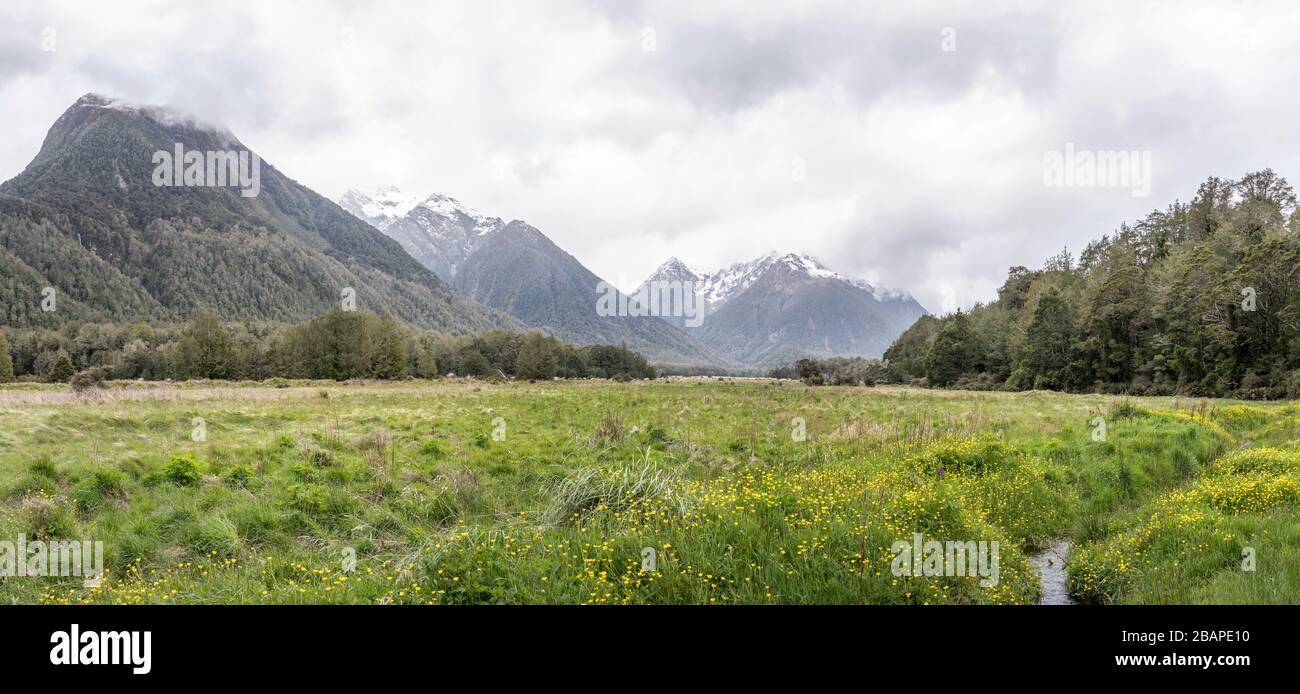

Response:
(0, 308), (656, 384)
(884, 169), (1300, 400)
(769, 357), (893, 386)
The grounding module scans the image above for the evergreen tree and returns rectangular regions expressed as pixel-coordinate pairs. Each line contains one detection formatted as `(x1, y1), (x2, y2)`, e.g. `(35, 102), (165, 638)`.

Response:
(515, 333), (558, 381)
(409, 333), (440, 379)
(883, 314), (941, 381)
(1018, 288), (1076, 389)
(369, 314), (409, 379)
(459, 348), (491, 377)
(179, 309), (239, 379)
(0, 331), (13, 383)
(47, 350), (75, 383)
(1078, 243), (1148, 386)
(924, 311), (977, 387)
(322, 308), (368, 380)
(795, 358), (824, 385)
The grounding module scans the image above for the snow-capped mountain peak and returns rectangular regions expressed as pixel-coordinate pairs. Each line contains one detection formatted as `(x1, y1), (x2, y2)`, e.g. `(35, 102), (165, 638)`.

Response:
(338, 186), (425, 231)
(633, 249), (927, 362)
(414, 192), (493, 230)
(339, 187), (508, 280)
(754, 252), (918, 301)
(639, 250), (916, 313)
(697, 252), (778, 305)
(773, 252), (843, 280)
(648, 256), (703, 281)
(637, 251), (783, 310)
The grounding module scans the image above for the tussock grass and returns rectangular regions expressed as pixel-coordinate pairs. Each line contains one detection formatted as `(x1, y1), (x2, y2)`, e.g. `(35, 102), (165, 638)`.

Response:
(547, 452), (694, 525)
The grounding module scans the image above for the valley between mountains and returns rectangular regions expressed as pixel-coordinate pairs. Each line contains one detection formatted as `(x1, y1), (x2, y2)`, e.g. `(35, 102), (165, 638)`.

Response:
(340, 186), (926, 369)
(0, 93), (926, 372)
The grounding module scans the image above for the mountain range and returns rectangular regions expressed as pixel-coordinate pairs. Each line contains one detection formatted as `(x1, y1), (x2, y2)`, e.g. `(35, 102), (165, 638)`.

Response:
(0, 93), (926, 371)
(339, 188), (723, 367)
(636, 252), (927, 366)
(342, 187), (927, 369)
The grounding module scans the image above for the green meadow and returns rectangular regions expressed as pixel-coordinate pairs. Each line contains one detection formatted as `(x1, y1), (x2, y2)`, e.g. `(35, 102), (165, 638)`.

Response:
(0, 379), (1295, 604)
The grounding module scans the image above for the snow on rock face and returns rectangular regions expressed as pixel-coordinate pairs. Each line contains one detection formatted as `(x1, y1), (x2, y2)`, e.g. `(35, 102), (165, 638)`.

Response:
(645, 257), (703, 283)
(414, 192), (502, 237)
(775, 252), (843, 280)
(342, 187), (503, 235)
(415, 192), (479, 221)
(697, 251), (780, 306)
(340, 185), (923, 311)
(339, 186), (426, 231)
(638, 250), (915, 313)
(636, 252), (780, 311)
(339, 187), (507, 280)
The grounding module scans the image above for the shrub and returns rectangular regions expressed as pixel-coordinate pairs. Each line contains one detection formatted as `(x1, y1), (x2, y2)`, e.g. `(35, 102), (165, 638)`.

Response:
(46, 352), (75, 383)
(164, 454), (203, 486)
(69, 367), (111, 392)
(223, 466), (252, 488)
(795, 359), (824, 386)
(779, 357), (892, 387)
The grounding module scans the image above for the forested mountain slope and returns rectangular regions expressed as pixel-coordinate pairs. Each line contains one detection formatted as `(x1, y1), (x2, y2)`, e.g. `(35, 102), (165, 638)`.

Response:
(0, 94), (519, 335)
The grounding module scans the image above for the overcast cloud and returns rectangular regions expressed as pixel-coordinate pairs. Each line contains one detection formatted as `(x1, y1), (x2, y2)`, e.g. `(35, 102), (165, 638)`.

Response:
(2, 0), (1299, 314)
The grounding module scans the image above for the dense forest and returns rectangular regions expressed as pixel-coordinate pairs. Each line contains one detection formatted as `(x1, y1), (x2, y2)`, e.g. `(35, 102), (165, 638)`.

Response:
(0, 308), (656, 384)
(884, 169), (1300, 399)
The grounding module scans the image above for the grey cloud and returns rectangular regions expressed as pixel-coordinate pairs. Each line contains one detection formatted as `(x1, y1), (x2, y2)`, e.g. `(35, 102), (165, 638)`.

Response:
(592, 3), (1061, 116)
(0, 19), (54, 88)
(3, 0), (1300, 317)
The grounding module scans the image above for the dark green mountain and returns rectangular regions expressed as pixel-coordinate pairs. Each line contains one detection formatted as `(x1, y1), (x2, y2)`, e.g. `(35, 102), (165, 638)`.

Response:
(0, 94), (520, 334)
(454, 221), (724, 366)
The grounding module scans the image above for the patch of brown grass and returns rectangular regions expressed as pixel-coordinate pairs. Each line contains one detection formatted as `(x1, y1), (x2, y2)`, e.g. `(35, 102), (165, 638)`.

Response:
(828, 416), (897, 441)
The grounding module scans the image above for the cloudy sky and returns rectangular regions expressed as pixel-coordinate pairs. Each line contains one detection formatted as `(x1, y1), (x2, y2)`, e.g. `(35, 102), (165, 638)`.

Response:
(2, 0), (1299, 313)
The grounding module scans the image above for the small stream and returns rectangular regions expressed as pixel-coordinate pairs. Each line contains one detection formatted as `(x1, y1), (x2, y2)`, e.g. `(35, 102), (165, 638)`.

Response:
(1028, 539), (1075, 605)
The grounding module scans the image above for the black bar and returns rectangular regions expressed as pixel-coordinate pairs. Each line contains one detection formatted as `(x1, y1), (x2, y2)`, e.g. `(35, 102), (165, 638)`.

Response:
(0, 605), (1287, 682)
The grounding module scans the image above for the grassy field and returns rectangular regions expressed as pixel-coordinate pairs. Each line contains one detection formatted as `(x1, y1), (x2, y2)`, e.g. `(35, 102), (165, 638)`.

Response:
(0, 379), (1296, 604)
